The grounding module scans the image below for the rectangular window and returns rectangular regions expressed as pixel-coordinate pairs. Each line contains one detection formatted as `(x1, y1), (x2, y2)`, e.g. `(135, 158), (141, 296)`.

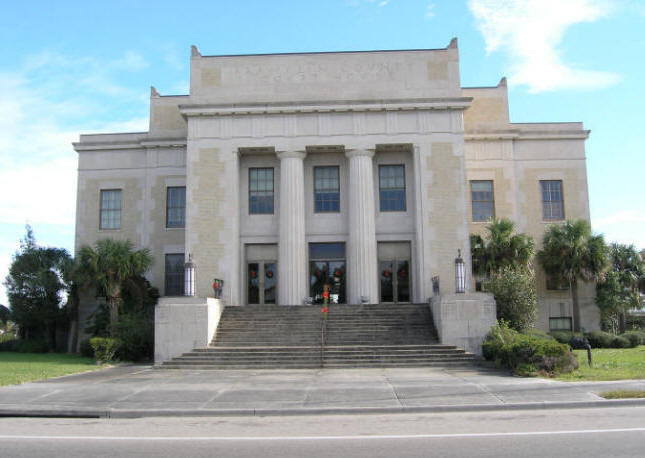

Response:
(549, 317), (573, 331)
(314, 166), (340, 213)
(541, 180), (564, 220)
(166, 187), (186, 228)
(100, 189), (121, 229)
(165, 254), (185, 296)
(471, 180), (495, 222)
(546, 274), (569, 291)
(379, 165), (406, 212)
(249, 168), (274, 214)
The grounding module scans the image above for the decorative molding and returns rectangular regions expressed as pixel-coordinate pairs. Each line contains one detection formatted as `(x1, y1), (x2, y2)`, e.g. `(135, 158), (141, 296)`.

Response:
(178, 97), (473, 118)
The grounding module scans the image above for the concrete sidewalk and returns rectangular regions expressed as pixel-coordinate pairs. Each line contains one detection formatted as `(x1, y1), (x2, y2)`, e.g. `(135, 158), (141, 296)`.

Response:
(1, 365), (644, 418)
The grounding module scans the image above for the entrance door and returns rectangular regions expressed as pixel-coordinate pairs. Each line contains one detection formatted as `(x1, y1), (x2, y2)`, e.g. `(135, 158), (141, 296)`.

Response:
(309, 243), (346, 304)
(247, 261), (276, 305)
(378, 242), (411, 303)
(246, 244), (278, 305)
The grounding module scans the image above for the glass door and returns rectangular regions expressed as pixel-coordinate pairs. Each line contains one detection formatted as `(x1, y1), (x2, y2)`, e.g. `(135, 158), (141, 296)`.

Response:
(309, 243), (346, 304)
(378, 242), (411, 304)
(247, 261), (277, 305)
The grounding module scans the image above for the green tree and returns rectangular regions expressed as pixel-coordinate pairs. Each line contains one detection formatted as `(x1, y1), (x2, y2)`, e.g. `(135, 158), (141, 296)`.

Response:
(483, 267), (538, 331)
(596, 243), (644, 333)
(537, 220), (608, 332)
(471, 218), (535, 277)
(3, 226), (72, 348)
(0, 304), (10, 327)
(75, 239), (152, 328)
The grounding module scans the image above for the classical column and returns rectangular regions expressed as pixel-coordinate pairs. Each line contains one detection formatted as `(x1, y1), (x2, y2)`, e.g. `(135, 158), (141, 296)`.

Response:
(346, 149), (379, 304)
(277, 151), (308, 305)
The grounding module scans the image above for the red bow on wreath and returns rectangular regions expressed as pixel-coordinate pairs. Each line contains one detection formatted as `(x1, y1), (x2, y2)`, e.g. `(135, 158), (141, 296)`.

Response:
(250, 270), (256, 278)
(266, 270), (273, 278)
(384, 269), (390, 278)
(334, 269), (341, 277)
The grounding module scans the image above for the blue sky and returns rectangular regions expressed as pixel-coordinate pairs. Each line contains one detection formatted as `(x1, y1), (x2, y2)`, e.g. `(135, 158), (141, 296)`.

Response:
(1, 0), (644, 305)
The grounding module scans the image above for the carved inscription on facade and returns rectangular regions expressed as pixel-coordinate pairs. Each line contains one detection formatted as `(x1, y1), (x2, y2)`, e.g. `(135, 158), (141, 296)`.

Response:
(220, 61), (413, 85)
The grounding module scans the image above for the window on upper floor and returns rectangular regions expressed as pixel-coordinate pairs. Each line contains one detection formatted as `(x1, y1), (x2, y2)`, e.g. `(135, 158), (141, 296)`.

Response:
(99, 189), (121, 230)
(470, 180), (495, 222)
(314, 166), (340, 213)
(249, 168), (274, 214)
(165, 253), (185, 296)
(541, 180), (564, 221)
(379, 165), (406, 212)
(166, 186), (186, 228)
(546, 273), (569, 291)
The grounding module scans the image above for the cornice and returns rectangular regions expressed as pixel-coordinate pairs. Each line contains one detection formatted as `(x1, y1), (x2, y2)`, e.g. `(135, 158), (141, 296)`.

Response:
(73, 137), (186, 152)
(465, 128), (590, 141)
(178, 97), (473, 117)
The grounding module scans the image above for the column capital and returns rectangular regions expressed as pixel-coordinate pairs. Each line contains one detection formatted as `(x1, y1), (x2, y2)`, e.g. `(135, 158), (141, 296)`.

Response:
(345, 148), (375, 159)
(277, 150), (307, 160)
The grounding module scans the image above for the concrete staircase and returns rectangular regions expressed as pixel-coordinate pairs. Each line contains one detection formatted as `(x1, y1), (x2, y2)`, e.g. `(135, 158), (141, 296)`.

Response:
(159, 304), (479, 369)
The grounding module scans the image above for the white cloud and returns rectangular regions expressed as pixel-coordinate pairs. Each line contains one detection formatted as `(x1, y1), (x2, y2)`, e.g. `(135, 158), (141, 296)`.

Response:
(468, 0), (620, 92)
(425, 3), (435, 18)
(0, 49), (154, 305)
(593, 210), (645, 250)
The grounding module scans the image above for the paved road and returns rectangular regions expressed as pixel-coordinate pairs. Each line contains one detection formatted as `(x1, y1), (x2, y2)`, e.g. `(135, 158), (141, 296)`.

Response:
(1, 406), (644, 457)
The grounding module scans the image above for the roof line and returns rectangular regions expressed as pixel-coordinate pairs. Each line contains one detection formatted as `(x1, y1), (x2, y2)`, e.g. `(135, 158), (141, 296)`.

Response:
(198, 47), (451, 58)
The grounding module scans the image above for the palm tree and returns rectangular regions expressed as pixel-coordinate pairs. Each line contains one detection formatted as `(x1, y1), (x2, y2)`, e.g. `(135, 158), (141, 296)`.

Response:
(471, 218), (535, 277)
(75, 239), (153, 328)
(537, 220), (608, 332)
(597, 243), (644, 333)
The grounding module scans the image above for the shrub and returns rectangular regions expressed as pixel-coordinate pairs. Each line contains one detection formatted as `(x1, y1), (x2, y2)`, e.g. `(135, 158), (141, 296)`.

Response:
(482, 320), (518, 361)
(585, 330), (614, 348)
(483, 321), (577, 376)
(114, 314), (153, 362)
(79, 338), (93, 358)
(524, 328), (555, 341)
(483, 267), (537, 332)
(611, 335), (631, 349)
(90, 337), (121, 363)
(0, 336), (19, 351)
(621, 331), (643, 348)
(549, 331), (579, 345)
(17, 339), (49, 353)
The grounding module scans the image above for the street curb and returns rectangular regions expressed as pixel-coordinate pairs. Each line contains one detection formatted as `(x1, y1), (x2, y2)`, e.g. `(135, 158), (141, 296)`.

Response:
(2, 398), (645, 419)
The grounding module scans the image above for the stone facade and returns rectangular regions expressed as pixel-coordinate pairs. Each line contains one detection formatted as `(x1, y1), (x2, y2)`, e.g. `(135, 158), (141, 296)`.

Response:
(73, 38), (598, 341)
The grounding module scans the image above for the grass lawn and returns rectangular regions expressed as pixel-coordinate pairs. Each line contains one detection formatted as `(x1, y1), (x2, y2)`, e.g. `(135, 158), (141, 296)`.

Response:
(600, 390), (645, 399)
(555, 345), (645, 381)
(0, 352), (105, 386)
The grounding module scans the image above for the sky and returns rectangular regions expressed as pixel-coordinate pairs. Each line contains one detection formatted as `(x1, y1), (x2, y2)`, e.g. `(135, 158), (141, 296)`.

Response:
(1, 0), (644, 306)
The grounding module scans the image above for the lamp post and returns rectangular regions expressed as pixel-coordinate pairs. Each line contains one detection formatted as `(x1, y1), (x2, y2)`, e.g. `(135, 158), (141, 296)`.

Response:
(455, 249), (466, 294)
(184, 254), (196, 297)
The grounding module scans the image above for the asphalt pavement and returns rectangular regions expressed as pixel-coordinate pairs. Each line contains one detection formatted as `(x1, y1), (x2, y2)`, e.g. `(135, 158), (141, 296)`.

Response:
(1, 364), (644, 418)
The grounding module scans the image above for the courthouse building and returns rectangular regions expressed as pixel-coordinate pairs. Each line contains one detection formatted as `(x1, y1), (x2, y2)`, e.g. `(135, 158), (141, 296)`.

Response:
(73, 38), (599, 342)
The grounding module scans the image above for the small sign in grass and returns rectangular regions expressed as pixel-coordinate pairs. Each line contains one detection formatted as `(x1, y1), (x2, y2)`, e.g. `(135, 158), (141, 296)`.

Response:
(600, 390), (645, 399)
(0, 352), (106, 386)
(555, 345), (645, 381)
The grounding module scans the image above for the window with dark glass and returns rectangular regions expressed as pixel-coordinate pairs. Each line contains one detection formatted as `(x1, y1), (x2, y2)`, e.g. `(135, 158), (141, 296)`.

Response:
(100, 189), (121, 229)
(379, 165), (406, 211)
(546, 273), (569, 291)
(249, 168), (274, 214)
(541, 180), (564, 220)
(314, 166), (340, 213)
(166, 187), (186, 228)
(165, 253), (185, 296)
(549, 317), (572, 331)
(470, 180), (494, 221)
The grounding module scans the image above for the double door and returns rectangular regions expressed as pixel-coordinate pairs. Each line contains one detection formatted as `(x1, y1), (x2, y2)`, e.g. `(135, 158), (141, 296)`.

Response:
(246, 244), (278, 305)
(378, 242), (411, 304)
